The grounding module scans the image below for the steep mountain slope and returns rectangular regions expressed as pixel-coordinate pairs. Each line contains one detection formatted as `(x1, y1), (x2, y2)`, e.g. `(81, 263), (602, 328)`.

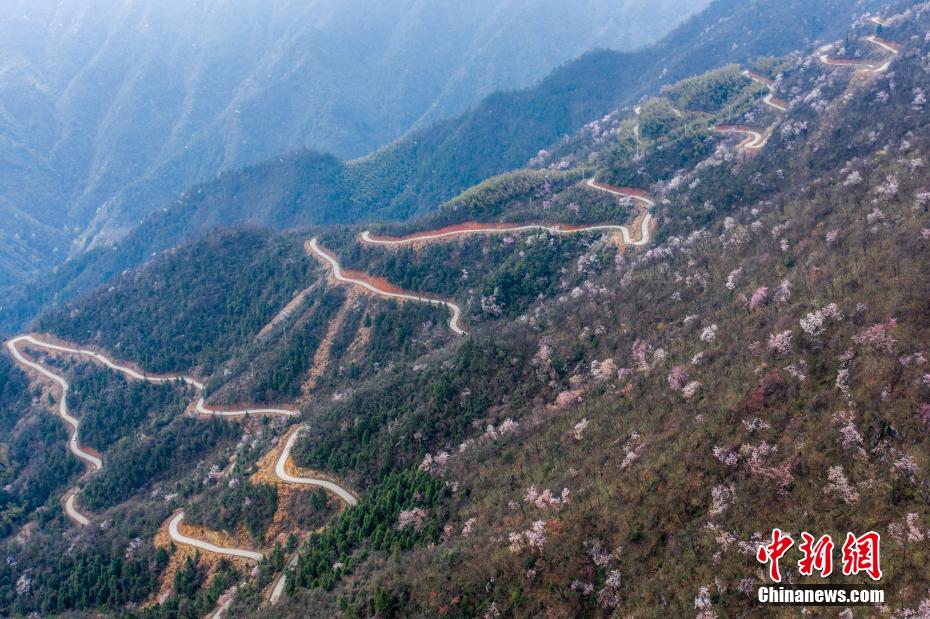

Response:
(39, 229), (315, 375)
(3, 1), (929, 616)
(263, 6), (930, 614)
(0, 354), (82, 537)
(1, 0), (885, 334)
(0, 0), (704, 288)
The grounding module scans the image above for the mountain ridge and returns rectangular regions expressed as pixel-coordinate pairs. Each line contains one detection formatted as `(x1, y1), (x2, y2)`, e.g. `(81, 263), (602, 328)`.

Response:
(0, 0), (884, 334)
(4, 1), (930, 615)
(0, 0), (707, 288)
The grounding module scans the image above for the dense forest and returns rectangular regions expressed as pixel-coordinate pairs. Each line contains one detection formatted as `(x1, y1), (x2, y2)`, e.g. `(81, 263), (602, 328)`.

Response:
(81, 415), (239, 511)
(204, 286), (453, 405)
(147, 555), (241, 619)
(66, 364), (193, 451)
(292, 335), (548, 484)
(322, 228), (609, 323)
(186, 480), (279, 544)
(39, 229), (314, 374)
(0, 355), (245, 614)
(0, 355), (81, 536)
(3, 0), (930, 616)
(0, 354), (29, 433)
(287, 470), (449, 593)
(0, 500), (173, 615)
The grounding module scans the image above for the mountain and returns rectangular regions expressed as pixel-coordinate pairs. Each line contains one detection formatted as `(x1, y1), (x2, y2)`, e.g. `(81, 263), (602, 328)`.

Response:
(0, 0), (707, 289)
(4, 1), (930, 616)
(1, 0), (884, 333)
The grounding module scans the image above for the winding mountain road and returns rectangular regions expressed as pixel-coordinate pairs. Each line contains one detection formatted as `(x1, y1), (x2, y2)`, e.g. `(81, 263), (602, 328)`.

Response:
(744, 70), (788, 112)
(308, 238), (467, 336)
(711, 69), (788, 150)
(5, 16), (912, 612)
(5, 334), (297, 527)
(360, 224), (626, 245)
(313, 179), (653, 337)
(818, 32), (900, 74)
(714, 124), (770, 151)
(585, 178), (656, 206)
(6, 336), (104, 474)
(5, 335), (354, 582)
(360, 179), (653, 248)
(864, 35), (901, 55)
(168, 511), (264, 561)
(274, 428), (358, 505)
(64, 489), (91, 526)
(267, 427), (359, 604)
(359, 218), (644, 246)
(164, 426), (359, 591)
(192, 398), (295, 418)
(8, 335), (295, 419)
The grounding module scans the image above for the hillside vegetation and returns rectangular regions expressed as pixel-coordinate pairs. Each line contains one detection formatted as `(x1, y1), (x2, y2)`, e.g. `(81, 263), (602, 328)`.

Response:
(3, 1), (930, 617)
(0, 0), (705, 290)
(38, 229), (314, 374)
(285, 4), (930, 615)
(0, 0), (884, 334)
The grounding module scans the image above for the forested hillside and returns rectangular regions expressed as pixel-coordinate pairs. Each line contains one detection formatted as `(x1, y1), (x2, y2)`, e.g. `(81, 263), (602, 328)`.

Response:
(268, 5), (930, 614)
(0, 349), (250, 615)
(3, 0), (930, 617)
(0, 0), (704, 291)
(0, 0), (885, 334)
(39, 229), (314, 374)
(0, 355), (80, 537)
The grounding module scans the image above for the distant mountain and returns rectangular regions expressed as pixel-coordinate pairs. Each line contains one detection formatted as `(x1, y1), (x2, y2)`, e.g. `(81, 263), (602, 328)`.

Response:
(0, 0), (885, 334)
(0, 0), (707, 288)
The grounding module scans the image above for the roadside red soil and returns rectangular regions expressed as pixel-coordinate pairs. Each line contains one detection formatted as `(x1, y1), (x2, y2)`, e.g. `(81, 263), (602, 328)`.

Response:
(713, 123), (760, 133)
(586, 180), (651, 199)
(365, 221), (520, 242)
(306, 240), (437, 297)
(149, 517), (253, 608)
(364, 220), (621, 243)
(745, 70), (774, 86)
